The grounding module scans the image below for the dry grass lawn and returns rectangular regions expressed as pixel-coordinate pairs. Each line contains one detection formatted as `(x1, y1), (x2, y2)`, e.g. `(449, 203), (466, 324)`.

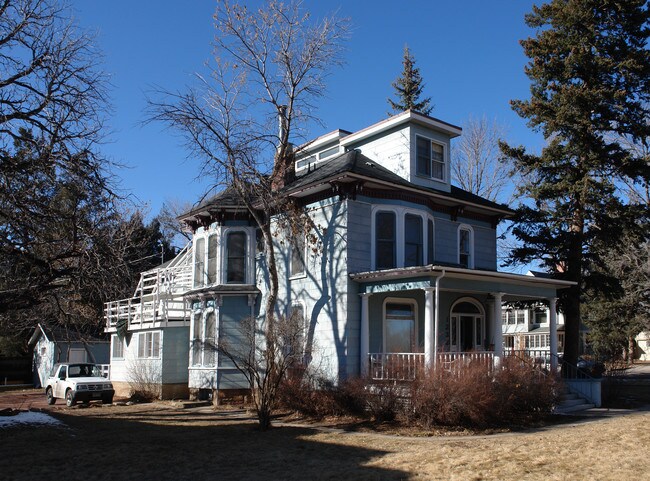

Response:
(1, 398), (649, 480)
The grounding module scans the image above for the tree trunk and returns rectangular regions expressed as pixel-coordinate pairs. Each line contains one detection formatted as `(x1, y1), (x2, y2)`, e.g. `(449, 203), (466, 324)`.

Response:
(563, 210), (585, 371)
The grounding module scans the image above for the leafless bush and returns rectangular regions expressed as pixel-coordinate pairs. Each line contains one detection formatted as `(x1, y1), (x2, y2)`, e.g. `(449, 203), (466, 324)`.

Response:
(409, 358), (557, 429)
(126, 359), (162, 402)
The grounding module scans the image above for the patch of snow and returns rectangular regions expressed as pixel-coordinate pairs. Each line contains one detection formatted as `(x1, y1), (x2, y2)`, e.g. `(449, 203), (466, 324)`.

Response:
(0, 411), (65, 428)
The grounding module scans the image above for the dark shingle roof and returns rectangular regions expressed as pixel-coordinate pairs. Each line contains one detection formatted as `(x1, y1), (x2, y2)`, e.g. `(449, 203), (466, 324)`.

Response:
(180, 150), (512, 218)
(286, 150), (512, 214)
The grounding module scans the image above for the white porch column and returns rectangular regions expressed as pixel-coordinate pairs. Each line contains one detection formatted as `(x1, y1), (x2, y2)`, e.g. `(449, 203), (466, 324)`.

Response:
(359, 293), (372, 378)
(491, 292), (504, 366)
(423, 287), (435, 369)
(549, 297), (558, 371)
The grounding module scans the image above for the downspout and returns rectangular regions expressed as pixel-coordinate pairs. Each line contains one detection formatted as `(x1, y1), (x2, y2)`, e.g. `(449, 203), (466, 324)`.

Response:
(433, 269), (445, 369)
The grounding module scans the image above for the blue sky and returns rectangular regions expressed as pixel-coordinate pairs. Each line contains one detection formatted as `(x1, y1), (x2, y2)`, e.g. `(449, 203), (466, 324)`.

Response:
(71, 0), (543, 215)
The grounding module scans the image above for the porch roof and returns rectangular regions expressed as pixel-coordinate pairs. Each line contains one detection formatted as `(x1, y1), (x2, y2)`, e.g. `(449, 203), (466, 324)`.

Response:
(350, 265), (576, 301)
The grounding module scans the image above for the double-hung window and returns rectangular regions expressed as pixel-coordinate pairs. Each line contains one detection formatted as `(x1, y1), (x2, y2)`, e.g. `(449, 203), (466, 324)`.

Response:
(290, 234), (305, 277)
(226, 232), (247, 283)
(111, 335), (124, 359)
(137, 332), (160, 359)
(375, 212), (396, 270)
(459, 226), (472, 268)
(194, 238), (205, 287)
(207, 235), (218, 284)
(404, 214), (423, 267)
(416, 136), (445, 181)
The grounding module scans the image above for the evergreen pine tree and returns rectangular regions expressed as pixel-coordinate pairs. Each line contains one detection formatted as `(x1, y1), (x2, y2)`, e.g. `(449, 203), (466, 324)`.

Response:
(388, 46), (432, 115)
(501, 0), (650, 366)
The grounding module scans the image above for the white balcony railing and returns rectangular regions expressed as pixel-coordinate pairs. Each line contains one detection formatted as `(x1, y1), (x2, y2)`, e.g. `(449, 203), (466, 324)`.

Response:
(105, 243), (193, 331)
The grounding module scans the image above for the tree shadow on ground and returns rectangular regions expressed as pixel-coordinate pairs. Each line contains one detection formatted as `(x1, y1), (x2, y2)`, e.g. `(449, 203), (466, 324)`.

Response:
(3, 406), (408, 481)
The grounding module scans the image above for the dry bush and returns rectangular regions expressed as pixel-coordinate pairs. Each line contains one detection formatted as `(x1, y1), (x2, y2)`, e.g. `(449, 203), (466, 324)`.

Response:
(126, 359), (162, 402)
(408, 359), (557, 429)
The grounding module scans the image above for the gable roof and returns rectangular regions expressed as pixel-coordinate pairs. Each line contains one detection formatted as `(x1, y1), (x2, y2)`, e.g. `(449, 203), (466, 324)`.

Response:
(29, 323), (107, 346)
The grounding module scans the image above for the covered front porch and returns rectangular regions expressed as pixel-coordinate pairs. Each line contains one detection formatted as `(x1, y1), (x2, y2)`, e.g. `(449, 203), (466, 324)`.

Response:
(351, 265), (574, 380)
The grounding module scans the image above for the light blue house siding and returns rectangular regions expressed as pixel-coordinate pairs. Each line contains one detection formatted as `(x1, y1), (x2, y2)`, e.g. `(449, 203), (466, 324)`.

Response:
(161, 327), (190, 385)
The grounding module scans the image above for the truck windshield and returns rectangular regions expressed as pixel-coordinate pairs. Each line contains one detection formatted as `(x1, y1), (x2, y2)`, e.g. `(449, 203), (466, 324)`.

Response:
(68, 364), (101, 377)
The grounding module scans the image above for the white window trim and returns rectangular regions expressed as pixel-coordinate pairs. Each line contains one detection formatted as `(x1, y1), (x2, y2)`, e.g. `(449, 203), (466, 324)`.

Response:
(371, 206), (432, 270)
(289, 302), (307, 352)
(111, 334), (124, 360)
(382, 297), (419, 353)
(289, 234), (307, 280)
(137, 331), (161, 359)
(426, 216), (435, 265)
(191, 307), (219, 368)
(415, 134), (446, 182)
(457, 224), (474, 269)
(449, 297), (486, 351)
(206, 233), (220, 286)
(221, 227), (254, 285)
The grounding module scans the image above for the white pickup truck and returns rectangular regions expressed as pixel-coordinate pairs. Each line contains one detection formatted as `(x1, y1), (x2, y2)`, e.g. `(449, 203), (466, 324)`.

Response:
(45, 363), (114, 407)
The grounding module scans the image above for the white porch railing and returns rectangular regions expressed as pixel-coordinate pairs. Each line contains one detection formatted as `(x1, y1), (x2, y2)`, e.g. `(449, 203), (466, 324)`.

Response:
(368, 351), (496, 381)
(503, 349), (553, 371)
(369, 353), (425, 381)
(105, 243), (193, 331)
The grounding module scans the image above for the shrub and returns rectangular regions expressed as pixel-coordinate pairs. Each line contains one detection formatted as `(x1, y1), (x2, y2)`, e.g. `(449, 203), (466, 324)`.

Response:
(408, 358), (558, 429)
(279, 359), (557, 429)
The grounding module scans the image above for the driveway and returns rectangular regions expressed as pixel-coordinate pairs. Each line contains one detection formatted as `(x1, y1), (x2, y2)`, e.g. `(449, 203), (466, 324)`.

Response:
(0, 389), (49, 411)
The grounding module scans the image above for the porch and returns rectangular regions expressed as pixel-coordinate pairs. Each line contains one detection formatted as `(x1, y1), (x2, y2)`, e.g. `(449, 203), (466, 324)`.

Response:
(367, 349), (553, 381)
(353, 265), (575, 380)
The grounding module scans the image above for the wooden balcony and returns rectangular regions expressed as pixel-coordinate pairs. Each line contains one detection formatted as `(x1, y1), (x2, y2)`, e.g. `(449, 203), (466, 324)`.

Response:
(105, 244), (193, 332)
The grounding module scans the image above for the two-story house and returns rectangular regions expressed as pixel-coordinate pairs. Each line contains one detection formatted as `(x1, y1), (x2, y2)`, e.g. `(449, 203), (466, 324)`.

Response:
(106, 110), (574, 400)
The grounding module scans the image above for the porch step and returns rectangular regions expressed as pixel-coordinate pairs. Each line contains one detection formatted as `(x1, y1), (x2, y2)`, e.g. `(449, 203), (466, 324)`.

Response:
(554, 386), (595, 414)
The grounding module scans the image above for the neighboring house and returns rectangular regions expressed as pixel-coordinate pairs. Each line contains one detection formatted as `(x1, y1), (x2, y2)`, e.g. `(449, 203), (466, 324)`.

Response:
(104, 244), (193, 399)
(106, 110), (575, 399)
(634, 331), (650, 361)
(29, 323), (110, 388)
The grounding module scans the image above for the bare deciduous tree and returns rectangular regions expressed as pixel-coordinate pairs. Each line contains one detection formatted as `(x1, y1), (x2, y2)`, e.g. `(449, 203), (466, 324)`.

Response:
(0, 0), (119, 334)
(451, 115), (510, 203)
(214, 310), (306, 429)
(148, 0), (349, 429)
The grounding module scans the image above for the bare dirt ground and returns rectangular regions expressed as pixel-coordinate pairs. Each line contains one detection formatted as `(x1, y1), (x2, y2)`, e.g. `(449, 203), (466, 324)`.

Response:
(1, 389), (649, 480)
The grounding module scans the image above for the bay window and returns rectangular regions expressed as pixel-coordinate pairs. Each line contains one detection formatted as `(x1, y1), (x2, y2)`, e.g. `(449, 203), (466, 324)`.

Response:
(404, 214), (423, 267)
(226, 231), (247, 283)
(375, 211), (396, 270)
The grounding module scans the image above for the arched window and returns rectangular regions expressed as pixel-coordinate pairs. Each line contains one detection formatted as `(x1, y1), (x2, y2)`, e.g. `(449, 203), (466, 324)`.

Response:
(384, 301), (418, 353)
(458, 225), (474, 269)
(404, 214), (423, 267)
(194, 238), (205, 288)
(375, 211), (396, 270)
(207, 235), (218, 284)
(226, 231), (247, 283)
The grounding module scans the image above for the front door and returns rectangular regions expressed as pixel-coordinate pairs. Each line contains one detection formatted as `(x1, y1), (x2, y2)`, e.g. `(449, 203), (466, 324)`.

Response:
(451, 315), (483, 351)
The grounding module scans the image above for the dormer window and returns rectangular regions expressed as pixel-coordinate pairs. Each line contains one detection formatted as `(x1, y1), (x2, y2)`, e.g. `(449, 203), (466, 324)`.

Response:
(416, 136), (445, 181)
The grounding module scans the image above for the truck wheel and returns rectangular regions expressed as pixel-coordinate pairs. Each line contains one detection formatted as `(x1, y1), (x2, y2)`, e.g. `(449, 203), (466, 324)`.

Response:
(46, 388), (56, 405)
(65, 389), (76, 407)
